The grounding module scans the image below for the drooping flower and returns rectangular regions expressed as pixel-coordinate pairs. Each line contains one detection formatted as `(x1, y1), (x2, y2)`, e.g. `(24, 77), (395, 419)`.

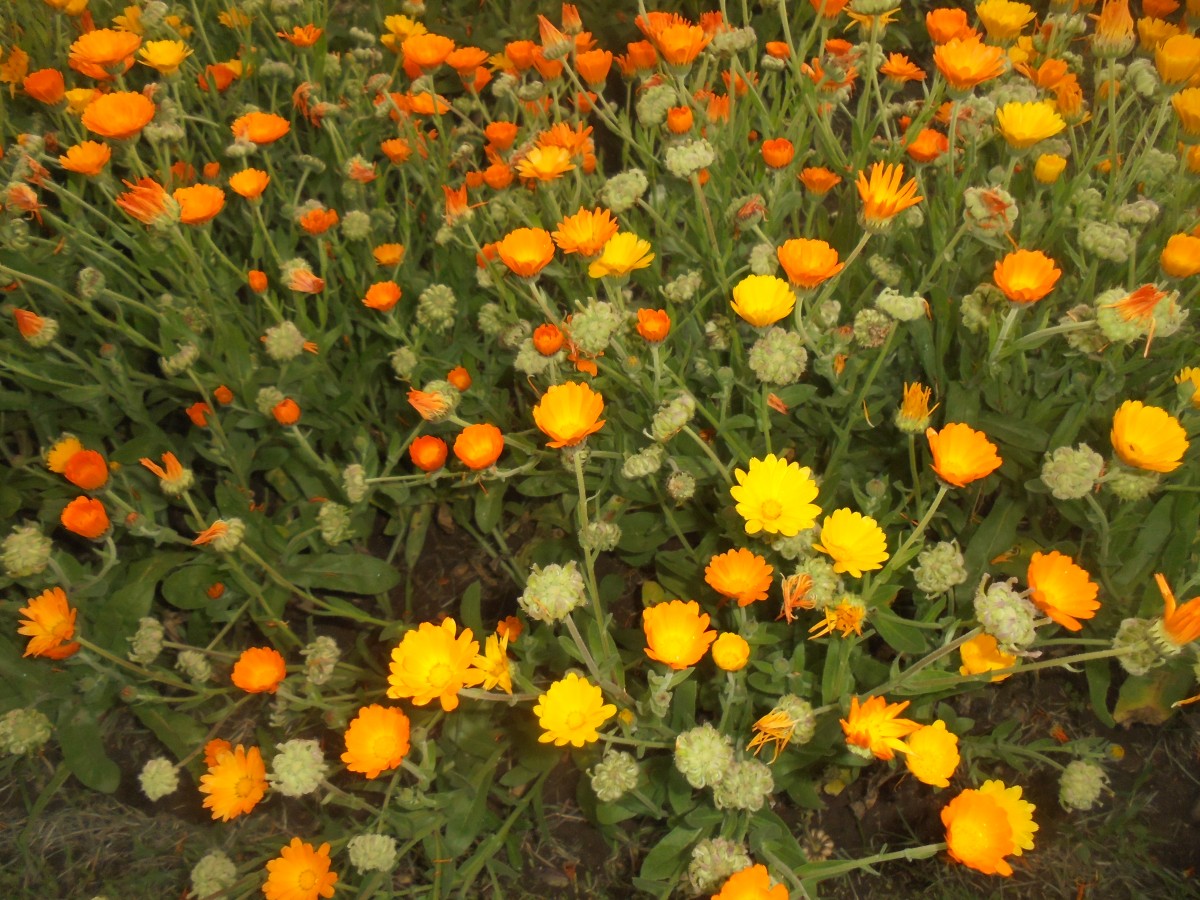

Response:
(712, 864), (788, 900)
(812, 509), (888, 578)
(386, 618), (481, 711)
(532, 381), (605, 448)
(231, 646), (287, 693)
(1026, 550), (1100, 631)
(704, 548), (774, 606)
(840, 695), (921, 760)
(60, 496), (109, 539)
(199, 744), (267, 821)
(17, 587), (80, 659)
(552, 207), (619, 256)
(1110, 400), (1188, 473)
(231, 111), (291, 144)
(959, 633), (1017, 681)
(926, 423), (1003, 487)
(497, 227), (555, 277)
(941, 780), (1037, 876)
(262, 838), (337, 900)
(341, 704), (411, 779)
(643, 599), (718, 669)
(587, 232), (655, 278)
(903, 720), (960, 787)
(730, 454), (821, 537)
(453, 424), (504, 470)
(856, 161), (923, 231)
(730, 275), (796, 327)
(81, 91), (155, 139)
(533, 672), (617, 747)
(776, 238), (844, 288)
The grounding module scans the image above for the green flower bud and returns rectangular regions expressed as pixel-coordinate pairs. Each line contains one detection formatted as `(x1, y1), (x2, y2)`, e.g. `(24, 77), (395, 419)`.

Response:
(1113, 618), (1159, 676)
(175, 649), (212, 683)
(77, 267), (106, 300)
(0, 707), (52, 755)
(569, 300), (623, 355)
(389, 347), (419, 380)
(1116, 199), (1159, 228)
(263, 321), (309, 361)
(853, 308), (894, 348)
(139, 758), (179, 801)
(770, 529), (817, 561)
(600, 169), (648, 214)
(416, 284), (457, 334)
(317, 502), (354, 545)
(712, 758), (774, 811)
(269, 739), (327, 797)
(1078, 221), (1133, 264)
(514, 339), (556, 376)
(190, 851), (237, 900)
(960, 283), (1005, 333)
(875, 288), (927, 322)
(794, 555), (842, 605)
(520, 562), (587, 623)
(686, 838), (752, 895)
(580, 520), (622, 553)
(711, 26), (756, 54)
(666, 471), (696, 504)
(913, 541), (968, 596)
(776, 694), (817, 746)
(256, 386), (287, 416)
(127, 617), (165, 665)
(3, 523), (52, 578)
(301, 635), (340, 686)
(1060, 304), (1107, 353)
(650, 393), (696, 442)
(1104, 467), (1160, 502)
(974, 577), (1038, 651)
(748, 327), (808, 385)
(1041, 444), (1105, 500)
(635, 83), (677, 126)
(1058, 760), (1107, 811)
(704, 316), (732, 351)
(22, 315), (58, 348)
(340, 209), (372, 241)
(160, 342), (199, 376)
(348, 834), (398, 873)
(748, 241), (777, 276)
(343, 464), (368, 503)
(662, 270), (702, 303)
(664, 139), (715, 180)
(675, 723), (733, 789)
(1137, 147), (1176, 185)
(590, 749), (640, 802)
(867, 254), (903, 288)
(622, 444), (665, 479)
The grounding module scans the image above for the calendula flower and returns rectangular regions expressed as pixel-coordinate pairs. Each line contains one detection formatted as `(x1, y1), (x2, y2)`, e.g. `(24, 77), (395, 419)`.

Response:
(959, 633), (1016, 682)
(199, 744), (267, 821)
(942, 780), (1037, 876)
(1160, 232), (1200, 276)
(373, 243), (405, 266)
(812, 509), (888, 578)
(231, 646), (287, 693)
(976, 0), (1036, 41)
(636, 308), (671, 342)
(409, 435), (448, 472)
(799, 167), (842, 193)
(516, 145), (575, 181)
(17, 587), (80, 659)
(704, 548), (774, 606)
(895, 382), (937, 433)
(643, 599), (718, 669)
(532, 381), (605, 448)
(61, 449), (107, 490)
(116, 177), (175, 226)
(1110, 400), (1188, 473)
(903, 720), (960, 788)
(139, 452), (194, 495)
(1152, 573), (1200, 649)
(228, 168), (269, 199)
(552, 207), (619, 256)
(926, 423), (1003, 487)
(995, 101), (1066, 150)
(81, 91), (155, 139)
(730, 274), (796, 327)
(587, 232), (655, 278)
(60, 496), (109, 539)
(1026, 550), (1100, 631)
(173, 184), (225, 225)
(138, 39), (192, 74)
(927, 8), (973, 42)
(453, 424), (504, 470)
(808, 596), (867, 639)
(880, 52), (925, 84)
(497, 227), (555, 277)
(1034, 153), (1067, 183)
(469, 633), (512, 693)
(363, 280), (401, 312)
(653, 23), (711, 66)
(273, 398), (301, 425)
(713, 865), (788, 900)
(58, 141), (110, 176)
(386, 618), (481, 711)
(1176, 367), (1200, 408)
(278, 24), (324, 47)
(297, 207), (339, 235)
(263, 838), (337, 900)
(341, 704), (411, 778)
(933, 35), (1007, 91)
(403, 32), (456, 70)
(747, 696), (816, 762)
(711, 633), (750, 671)
(776, 238), (845, 288)
(69, 28), (141, 70)
(231, 111), (291, 144)
(23, 68), (65, 103)
(840, 695), (921, 760)
(731, 454), (821, 536)
(533, 672), (616, 747)
(1090, 0), (1135, 57)
(761, 138), (795, 168)
(856, 161), (923, 231)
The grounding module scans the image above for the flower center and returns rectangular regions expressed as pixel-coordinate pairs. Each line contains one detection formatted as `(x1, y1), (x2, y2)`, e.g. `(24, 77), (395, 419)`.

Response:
(427, 661), (452, 689)
(234, 775), (253, 798)
(760, 499), (783, 521)
(566, 711), (586, 730)
(298, 870), (317, 891)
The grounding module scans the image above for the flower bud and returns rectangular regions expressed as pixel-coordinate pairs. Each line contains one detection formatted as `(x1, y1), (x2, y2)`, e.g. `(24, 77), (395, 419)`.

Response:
(210, 517), (245, 552)
(974, 577), (1038, 651)
(1041, 444), (1105, 500)
(127, 617), (165, 665)
(343, 464), (368, 503)
(1079, 221), (1134, 264)
(317, 502), (354, 545)
(190, 852), (237, 900)
(666, 471), (696, 504)
(301, 635), (341, 685)
(416, 283), (457, 334)
(650, 393), (696, 442)
(519, 561), (587, 623)
(664, 139), (716, 179)
(269, 738), (328, 797)
(868, 254), (903, 287)
(175, 649), (213, 683)
(263, 320), (309, 361)
(590, 749), (640, 802)
(77, 267), (106, 300)
(256, 386), (287, 416)
(635, 83), (677, 126)
(622, 444), (665, 479)
(2, 523), (52, 578)
(601, 169), (649, 214)
(875, 288), (927, 322)
(662, 270), (702, 303)
(340, 209), (372, 241)
(712, 758), (774, 811)
(853, 308), (894, 348)
(674, 723), (733, 789)
(748, 327), (808, 385)
(348, 834), (399, 873)
(913, 541), (968, 596)
(960, 282), (1005, 332)
(579, 520), (622, 552)
(711, 633), (750, 671)
(1058, 760), (1107, 811)
(139, 758), (179, 801)
(389, 347), (419, 380)
(686, 839), (752, 895)
(1113, 618), (1159, 676)
(160, 342), (199, 377)
(748, 241), (777, 276)
(568, 300), (623, 355)
(1104, 468), (1160, 502)
(0, 707), (53, 755)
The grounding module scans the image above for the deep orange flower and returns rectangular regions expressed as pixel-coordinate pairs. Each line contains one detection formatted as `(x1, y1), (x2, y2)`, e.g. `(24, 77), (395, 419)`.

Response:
(643, 600), (717, 669)
(454, 424), (504, 470)
(485, 120), (519, 150)
(777, 238), (845, 288)
(497, 227), (555, 277)
(1155, 573), (1200, 647)
(1161, 233), (1200, 278)
(342, 704), (411, 778)
(552, 207), (618, 257)
(248, 270), (268, 292)
(403, 33), (456, 71)
(231, 112), (291, 144)
(12, 309), (48, 341)
(60, 496), (109, 539)
(446, 366), (471, 391)
(263, 838), (337, 900)
(880, 53), (925, 84)
(856, 162), (923, 230)
(799, 166), (842, 193)
(533, 382), (605, 448)
(934, 36), (1007, 91)
(575, 48), (613, 85)
(185, 401), (212, 427)
(704, 548), (773, 606)
(69, 28), (141, 70)
(298, 207), (338, 235)
(905, 128), (949, 163)
(63, 449), (108, 490)
(653, 23), (711, 66)
(231, 646), (287, 693)
(993, 249), (1061, 304)
(277, 24), (323, 47)
(363, 280), (401, 312)
(272, 398), (301, 425)
(926, 8), (973, 42)
(636, 308), (671, 342)
(58, 141), (110, 178)
(380, 137), (412, 164)
(533, 323), (565, 355)
(23, 68), (65, 104)
(81, 91), (155, 139)
(17, 587), (80, 660)
(1026, 550), (1100, 632)
(199, 744), (267, 821)
(409, 435), (449, 472)
(809, 0), (850, 16)
(760, 138), (795, 169)
(116, 177), (172, 225)
(173, 184), (225, 225)
(926, 423), (1002, 487)
(228, 168), (269, 199)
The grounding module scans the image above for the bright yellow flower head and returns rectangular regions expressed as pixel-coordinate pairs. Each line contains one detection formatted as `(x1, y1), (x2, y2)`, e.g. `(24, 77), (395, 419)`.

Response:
(942, 780), (1037, 876)
(840, 694), (921, 760)
(730, 453), (821, 537)
(710, 633), (750, 671)
(808, 596), (867, 640)
(730, 274), (796, 327)
(1110, 399), (1189, 473)
(1176, 367), (1200, 408)
(643, 599), (717, 669)
(532, 672), (616, 747)
(896, 382), (937, 433)
(469, 632), (513, 693)
(903, 720), (961, 787)
(975, 0), (1036, 41)
(1034, 153), (1067, 183)
(137, 39), (192, 74)
(587, 232), (654, 278)
(46, 434), (83, 472)
(996, 101), (1066, 150)
(959, 633), (1017, 681)
(386, 618), (482, 711)
(812, 508), (889, 578)
(263, 837), (337, 900)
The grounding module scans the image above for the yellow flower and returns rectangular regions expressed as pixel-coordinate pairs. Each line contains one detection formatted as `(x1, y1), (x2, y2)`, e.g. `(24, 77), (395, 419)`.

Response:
(516, 145), (575, 181)
(942, 780), (1037, 876)
(218, 7), (252, 27)
(137, 39), (192, 74)
(532, 672), (616, 747)
(1171, 88), (1200, 136)
(995, 101), (1066, 150)
(747, 696), (812, 762)
(1176, 367), (1200, 408)
(263, 837), (337, 900)
(959, 633), (1016, 682)
(1034, 153), (1067, 183)
(386, 618), (482, 711)
(975, 0), (1036, 41)
(532, 381), (605, 448)
(1155, 33), (1200, 85)
(730, 453), (820, 537)
(199, 744), (267, 821)
(807, 596), (867, 639)
(587, 232), (654, 278)
(856, 161), (923, 231)
(46, 434), (83, 472)
(840, 695), (920, 761)
(896, 382), (936, 433)
(903, 720), (960, 787)
(730, 274), (796, 327)
(643, 599), (717, 669)
(469, 633), (513, 693)
(710, 633), (750, 672)
(812, 508), (888, 578)
(1110, 399), (1188, 473)
(704, 548), (774, 606)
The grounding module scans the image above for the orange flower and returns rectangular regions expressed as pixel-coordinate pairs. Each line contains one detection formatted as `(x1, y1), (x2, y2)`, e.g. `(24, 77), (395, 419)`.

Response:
(61, 496), (109, 539)
(533, 323), (565, 355)
(23, 68), (65, 104)
(363, 280), (402, 312)
(231, 646), (287, 693)
(881, 53), (925, 84)
(636, 308), (671, 342)
(653, 23), (711, 66)
(934, 36), (1007, 91)
(533, 382), (605, 448)
(139, 451), (193, 493)
(942, 781), (1038, 876)
(840, 695), (921, 761)
(63, 449), (108, 490)
(704, 548), (773, 606)
(447, 366), (472, 391)
(926, 423), (1002, 487)
(1155, 573), (1200, 647)
(905, 128), (949, 163)
(81, 91), (155, 139)
(485, 120), (519, 150)
(199, 744), (267, 821)
(286, 267), (325, 294)
(1161, 233), (1200, 278)
(993, 249), (1061, 304)
(497, 227), (555, 277)
(409, 435), (449, 472)
(442, 184), (469, 224)
(12, 309), (48, 342)
(56, 141), (109, 177)
(643, 599), (717, 669)
(761, 138), (795, 168)
(799, 166), (842, 193)
(454, 424), (504, 470)
(809, 0), (850, 16)
(575, 48), (613, 85)
(776, 238), (845, 288)
(666, 105), (694, 133)
(926, 8), (973, 42)
(173, 184), (225, 225)
(273, 398), (301, 425)
(116, 177), (172, 225)
(342, 704), (411, 778)
(17, 587), (80, 659)
(552, 207), (619, 257)
(231, 112), (291, 144)
(373, 243), (405, 266)
(1026, 551), (1099, 631)
(69, 28), (141, 70)
(214, 386), (234, 404)
(1091, 0), (1135, 56)
(856, 162), (923, 230)
(248, 270), (268, 292)
(380, 138), (412, 164)
(228, 168), (269, 199)
(446, 46), (489, 75)
(298, 207), (338, 235)
(277, 24), (323, 47)
(403, 32), (456, 71)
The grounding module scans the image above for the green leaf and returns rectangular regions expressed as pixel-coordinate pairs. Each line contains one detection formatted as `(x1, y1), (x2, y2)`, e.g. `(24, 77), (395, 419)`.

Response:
(474, 482), (507, 533)
(1113, 667), (1193, 727)
(1085, 657), (1116, 728)
(162, 561), (223, 610)
(285, 552), (401, 594)
(57, 708), (120, 793)
(132, 704), (209, 761)
(638, 825), (701, 882)
(92, 552), (191, 649)
(461, 580), (483, 634)
(872, 607), (929, 655)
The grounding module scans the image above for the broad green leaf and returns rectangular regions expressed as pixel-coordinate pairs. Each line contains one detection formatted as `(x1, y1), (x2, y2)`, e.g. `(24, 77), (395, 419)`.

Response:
(285, 552), (401, 594)
(58, 708), (120, 793)
(872, 607), (929, 655)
